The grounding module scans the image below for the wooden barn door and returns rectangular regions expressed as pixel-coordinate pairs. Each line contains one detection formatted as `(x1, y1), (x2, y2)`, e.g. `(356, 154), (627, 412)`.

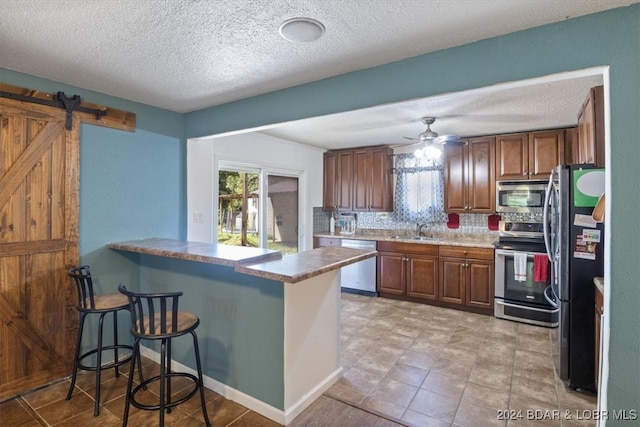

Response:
(0, 97), (79, 400)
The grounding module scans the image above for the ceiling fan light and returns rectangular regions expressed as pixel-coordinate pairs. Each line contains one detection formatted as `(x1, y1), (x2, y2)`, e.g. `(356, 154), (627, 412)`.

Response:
(424, 144), (442, 159)
(414, 147), (425, 158)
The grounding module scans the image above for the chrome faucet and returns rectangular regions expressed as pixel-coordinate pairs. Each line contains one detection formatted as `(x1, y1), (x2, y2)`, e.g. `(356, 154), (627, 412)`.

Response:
(416, 223), (429, 236)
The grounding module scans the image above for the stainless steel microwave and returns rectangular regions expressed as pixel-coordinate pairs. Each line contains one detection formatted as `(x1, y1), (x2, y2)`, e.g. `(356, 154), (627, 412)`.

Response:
(496, 181), (547, 213)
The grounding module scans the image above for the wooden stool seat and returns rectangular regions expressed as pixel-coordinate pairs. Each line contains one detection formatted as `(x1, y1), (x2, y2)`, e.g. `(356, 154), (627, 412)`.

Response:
(118, 283), (211, 427)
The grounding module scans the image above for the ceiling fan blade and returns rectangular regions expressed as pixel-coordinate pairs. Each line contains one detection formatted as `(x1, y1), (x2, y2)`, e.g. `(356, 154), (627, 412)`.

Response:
(434, 134), (468, 146)
(403, 136), (420, 141)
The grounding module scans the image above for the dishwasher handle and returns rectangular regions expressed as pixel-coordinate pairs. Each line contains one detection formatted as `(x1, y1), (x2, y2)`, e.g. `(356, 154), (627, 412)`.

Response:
(341, 240), (377, 250)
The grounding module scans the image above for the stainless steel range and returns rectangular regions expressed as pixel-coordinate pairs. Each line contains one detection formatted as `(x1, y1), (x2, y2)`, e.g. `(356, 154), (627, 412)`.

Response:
(494, 221), (559, 327)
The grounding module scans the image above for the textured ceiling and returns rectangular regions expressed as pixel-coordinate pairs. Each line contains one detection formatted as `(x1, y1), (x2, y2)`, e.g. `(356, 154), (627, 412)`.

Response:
(0, 1), (632, 149)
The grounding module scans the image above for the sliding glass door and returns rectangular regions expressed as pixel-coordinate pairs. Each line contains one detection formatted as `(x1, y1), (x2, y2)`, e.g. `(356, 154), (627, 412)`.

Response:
(217, 163), (299, 254)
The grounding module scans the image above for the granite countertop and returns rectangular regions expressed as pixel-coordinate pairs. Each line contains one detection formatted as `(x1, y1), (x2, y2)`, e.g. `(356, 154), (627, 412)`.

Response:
(108, 238), (376, 284)
(314, 230), (497, 249)
(235, 246), (377, 283)
(108, 237), (282, 267)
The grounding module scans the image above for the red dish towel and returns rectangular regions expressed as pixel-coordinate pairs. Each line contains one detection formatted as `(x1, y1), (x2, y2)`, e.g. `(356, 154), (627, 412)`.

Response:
(447, 213), (460, 229)
(534, 254), (549, 282)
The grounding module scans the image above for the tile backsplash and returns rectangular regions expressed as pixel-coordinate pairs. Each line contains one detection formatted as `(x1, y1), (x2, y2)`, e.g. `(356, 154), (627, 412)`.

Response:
(312, 207), (536, 235)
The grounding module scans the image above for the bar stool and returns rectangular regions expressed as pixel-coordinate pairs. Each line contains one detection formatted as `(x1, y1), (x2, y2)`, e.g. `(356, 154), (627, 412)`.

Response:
(67, 265), (141, 416)
(118, 283), (211, 427)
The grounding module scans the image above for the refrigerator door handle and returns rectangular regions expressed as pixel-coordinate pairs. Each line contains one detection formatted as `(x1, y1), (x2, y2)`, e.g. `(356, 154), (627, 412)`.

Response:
(543, 172), (554, 262)
(544, 285), (559, 308)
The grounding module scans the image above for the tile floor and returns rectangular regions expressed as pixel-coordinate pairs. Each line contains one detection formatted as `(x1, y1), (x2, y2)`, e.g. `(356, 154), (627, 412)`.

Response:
(331, 293), (598, 426)
(0, 292), (596, 426)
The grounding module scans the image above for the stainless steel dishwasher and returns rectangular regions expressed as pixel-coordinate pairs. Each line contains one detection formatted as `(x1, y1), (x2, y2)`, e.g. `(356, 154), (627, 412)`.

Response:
(340, 240), (377, 296)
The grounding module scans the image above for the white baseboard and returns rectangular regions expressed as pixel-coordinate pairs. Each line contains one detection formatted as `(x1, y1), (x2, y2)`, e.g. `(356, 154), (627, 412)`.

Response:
(138, 346), (341, 425)
(283, 367), (342, 424)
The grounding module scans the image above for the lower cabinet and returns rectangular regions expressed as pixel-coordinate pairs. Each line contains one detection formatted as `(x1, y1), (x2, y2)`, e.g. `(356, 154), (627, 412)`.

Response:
(439, 245), (494, 310)
(378, 242), (494, 313)
(377, 241), (439, 301)
(313, 237), (341, 248)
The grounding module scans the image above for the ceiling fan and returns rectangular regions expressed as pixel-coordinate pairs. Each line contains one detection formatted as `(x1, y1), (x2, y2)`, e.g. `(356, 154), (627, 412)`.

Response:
(403, 116), (467, 146)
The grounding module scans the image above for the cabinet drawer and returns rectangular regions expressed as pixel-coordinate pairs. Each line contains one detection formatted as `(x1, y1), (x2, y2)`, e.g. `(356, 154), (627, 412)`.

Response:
(439, 245), (494, 260)
(314, 237), (341, 248)
(377, 241), (438, 256)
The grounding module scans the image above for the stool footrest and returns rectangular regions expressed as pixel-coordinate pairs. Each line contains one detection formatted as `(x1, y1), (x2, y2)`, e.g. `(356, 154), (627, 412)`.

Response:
(130, 372), (200, 412)
(77, 344), (134, 372)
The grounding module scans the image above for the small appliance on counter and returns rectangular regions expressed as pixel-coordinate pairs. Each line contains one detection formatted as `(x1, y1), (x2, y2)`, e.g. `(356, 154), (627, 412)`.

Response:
(338, 213), (357, 235)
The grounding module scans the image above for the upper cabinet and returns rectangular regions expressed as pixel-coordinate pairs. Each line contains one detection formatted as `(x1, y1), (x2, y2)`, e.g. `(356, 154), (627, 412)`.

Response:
(323, 150), (353, 211)
(444, 136), (495, 213)
(323, 146), (393, 212)
(495, 129), (565, 180)
(576, 85), (605, 167)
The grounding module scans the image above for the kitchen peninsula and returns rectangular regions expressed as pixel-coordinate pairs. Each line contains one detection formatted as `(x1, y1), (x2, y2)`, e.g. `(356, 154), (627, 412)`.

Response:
(107, 238), (376, 425)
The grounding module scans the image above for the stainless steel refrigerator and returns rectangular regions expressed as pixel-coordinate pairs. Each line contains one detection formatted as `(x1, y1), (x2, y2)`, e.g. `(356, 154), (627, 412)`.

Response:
(543, 164), (605, 392)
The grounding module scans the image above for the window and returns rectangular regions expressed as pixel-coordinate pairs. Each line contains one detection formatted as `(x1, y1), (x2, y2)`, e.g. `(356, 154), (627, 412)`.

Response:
(393, 153), (446, 223)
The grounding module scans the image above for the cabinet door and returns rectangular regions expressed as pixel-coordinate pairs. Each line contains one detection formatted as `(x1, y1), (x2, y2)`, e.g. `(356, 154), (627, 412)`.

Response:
(336, 151), (354, 210)
(406, 254), (438, 300)
(353, 148), (370, 211)
(378, 252), (406, 295)
(467, 136), (495, 212)
(466, 260), (494, 309)
(322, 152), (338, 210)
(439, 257), (465, 305)
(529, 130), (564, 179)
(496, 133), (528, 180)
(577, 86), (605, 167)
(443, 144), (467, 212)
(565, 127), (579, 164)
(368, 147), (393, 212)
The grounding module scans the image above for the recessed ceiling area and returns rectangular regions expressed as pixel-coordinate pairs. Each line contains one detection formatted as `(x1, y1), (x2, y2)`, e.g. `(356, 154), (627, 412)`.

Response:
(254, 71), (604, 151)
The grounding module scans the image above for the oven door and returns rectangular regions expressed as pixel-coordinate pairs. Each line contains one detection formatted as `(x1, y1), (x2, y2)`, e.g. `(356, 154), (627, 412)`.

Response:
(495, 248), (550, 306)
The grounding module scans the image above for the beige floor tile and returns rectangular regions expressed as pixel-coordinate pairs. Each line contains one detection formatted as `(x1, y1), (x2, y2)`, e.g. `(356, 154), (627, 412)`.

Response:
(384, 362), (429, 387)
(401, 409), (451, 426)
(511, 375), (559, 406)
(439, 344), (478, 365)
(368, 377), (419, 408)
(430, 357), (473, 380)
(408, 388), (460, 423)
(454, 400), (507, 427)
(398, 350), (438, 371)
(468, 366), (513, 390)
(421, 371), (467, 399)
(341, 365), (386, 395)
(461, 382), (510, 411)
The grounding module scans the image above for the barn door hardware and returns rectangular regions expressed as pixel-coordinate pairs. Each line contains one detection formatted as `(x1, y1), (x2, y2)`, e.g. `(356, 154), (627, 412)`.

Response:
(0, 90), (106, 130)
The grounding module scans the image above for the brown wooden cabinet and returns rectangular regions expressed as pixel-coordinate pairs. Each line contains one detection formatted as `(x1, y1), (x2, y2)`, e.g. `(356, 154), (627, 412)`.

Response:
(353, 146), (393, 212)
(323, 146), (392, 212)
(495, 130), (565, 180)
(323, 150), (353, 210)
(444, 136), (495, 213)
(577, 85), (605, 167)
(377, 241), (439, 301)
(595, 282), (604, 389)
(438, 245), (494, 311)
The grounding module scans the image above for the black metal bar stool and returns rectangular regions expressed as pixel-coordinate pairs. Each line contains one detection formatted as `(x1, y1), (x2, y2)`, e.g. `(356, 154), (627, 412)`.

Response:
(118, 283), (211, 427)
(67, 265), (142, 416)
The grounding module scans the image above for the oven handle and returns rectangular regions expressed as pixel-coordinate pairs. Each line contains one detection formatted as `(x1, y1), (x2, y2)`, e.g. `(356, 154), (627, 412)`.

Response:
(543, 285), (559, 309)
(495, 299), (559, 314)
(495, 249), (544, 258)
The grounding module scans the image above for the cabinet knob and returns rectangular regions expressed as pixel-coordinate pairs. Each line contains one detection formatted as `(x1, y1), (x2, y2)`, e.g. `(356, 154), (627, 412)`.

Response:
(463, 251), (468, 255)
(523, 171), (527, 176)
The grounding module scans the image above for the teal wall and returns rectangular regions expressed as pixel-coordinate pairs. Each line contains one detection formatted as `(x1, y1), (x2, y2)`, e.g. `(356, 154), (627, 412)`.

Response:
(133, 254), (285, 409)
(2, 3), (639, 420)
(185, 6), (640, 421)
